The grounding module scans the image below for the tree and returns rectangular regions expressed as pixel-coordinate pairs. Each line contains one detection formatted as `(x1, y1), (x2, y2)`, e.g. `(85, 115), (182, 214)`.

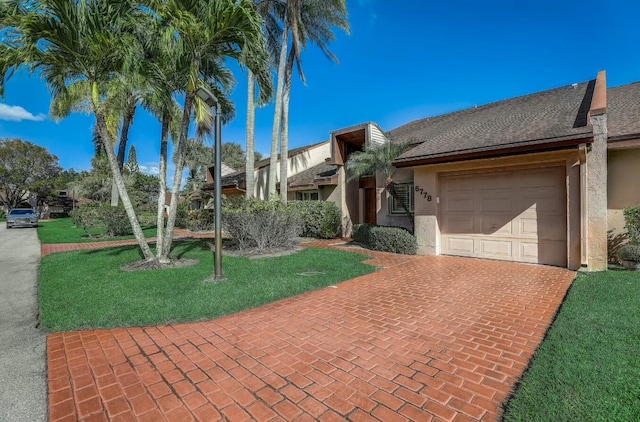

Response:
(246, 0), (282, 198)
(0, 138), (61, 209)
(221, 142), (247, 170)
(1, 0), (157, 260)
(268, 0), (349, 202)
(124, 144), (139, 174)
(345, 141), (415, 232)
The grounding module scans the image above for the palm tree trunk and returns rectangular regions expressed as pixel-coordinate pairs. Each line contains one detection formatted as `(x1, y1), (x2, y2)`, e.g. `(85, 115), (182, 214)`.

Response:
(155, 114), (170, 262)
(385, 179), (415, 233)
(111, 104), (135, 206)
(94, 110), (154, 261)
(268, 15), (289, 197)
(161, 94), (194, 260)
(279, 51), (295, 204)
(245, 71), (256, 198)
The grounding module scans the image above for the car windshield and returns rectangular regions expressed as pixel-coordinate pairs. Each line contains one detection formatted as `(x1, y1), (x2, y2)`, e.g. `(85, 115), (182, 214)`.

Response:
(10, 209), (34, 215)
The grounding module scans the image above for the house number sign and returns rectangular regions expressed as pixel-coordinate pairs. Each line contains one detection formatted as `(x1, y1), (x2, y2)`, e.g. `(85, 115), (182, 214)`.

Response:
(414, 185), (432, 201)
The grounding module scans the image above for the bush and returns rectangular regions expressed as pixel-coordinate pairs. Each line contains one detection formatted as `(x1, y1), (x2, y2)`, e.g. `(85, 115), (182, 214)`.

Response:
(618, 243), (640, 262)
(289, 200), (341, 239)
(70, 204), (132, 237)
(49, 212), (69, 219)
(0, 209), (5, 220)
(352, 223), (375, 245)
(352, 224), (417, 255)
(185, 208), (214, 232)
(624, 205), (640, 244)
(137, 212), (157, 228)
(222, 197), (302, 252)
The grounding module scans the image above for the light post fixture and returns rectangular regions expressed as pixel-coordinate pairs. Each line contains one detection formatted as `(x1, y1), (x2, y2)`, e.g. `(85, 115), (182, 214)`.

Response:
(195, 86), (225, 282)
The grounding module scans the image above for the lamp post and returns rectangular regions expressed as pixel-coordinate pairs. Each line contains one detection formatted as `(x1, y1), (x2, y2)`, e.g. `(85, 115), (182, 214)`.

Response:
(195, 86), (225, 282)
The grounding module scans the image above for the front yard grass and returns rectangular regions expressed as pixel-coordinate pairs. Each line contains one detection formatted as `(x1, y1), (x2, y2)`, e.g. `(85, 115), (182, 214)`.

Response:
(38, 217), (157, 243)
(39, 241), (375, 332)
(503, 270), (640, 421)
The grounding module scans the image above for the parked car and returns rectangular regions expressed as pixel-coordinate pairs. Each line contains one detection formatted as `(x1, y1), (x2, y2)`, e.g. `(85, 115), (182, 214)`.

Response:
(6, 208), (39, 228)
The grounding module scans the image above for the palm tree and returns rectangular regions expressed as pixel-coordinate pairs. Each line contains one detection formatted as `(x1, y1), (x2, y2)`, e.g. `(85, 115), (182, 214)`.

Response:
(271, 0), (350, 203)
(246, 0), (281, 198)
(346, 141), (415, 233)
(1, 0), (156, 261)
(148, 0), (273, 262)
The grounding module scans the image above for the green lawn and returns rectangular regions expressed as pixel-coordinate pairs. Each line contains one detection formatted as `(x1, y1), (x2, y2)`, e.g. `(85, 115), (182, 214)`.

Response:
(503, 270), (640, 421)
(39, 241), (376, 331)
(38, 217), (157, 243)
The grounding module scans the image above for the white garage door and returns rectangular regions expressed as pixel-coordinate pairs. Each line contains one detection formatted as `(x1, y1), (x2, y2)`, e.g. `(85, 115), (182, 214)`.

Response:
(440, 167), (567, 266)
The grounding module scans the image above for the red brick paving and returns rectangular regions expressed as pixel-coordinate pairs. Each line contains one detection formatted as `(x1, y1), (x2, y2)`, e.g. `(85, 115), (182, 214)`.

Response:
(47, 240), (575, 421)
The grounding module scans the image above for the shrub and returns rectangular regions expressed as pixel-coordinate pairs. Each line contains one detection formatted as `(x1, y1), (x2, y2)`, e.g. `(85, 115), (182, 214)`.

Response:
(352, 224), (417, 255)
(618, 243), (640, 262)
(289, 200), (341, 239)
(0, 209), (5, 220)
(49, 212), (69, 219)
(70, 204), (132, 237)
(623, 205), (640, 244)
(137, 212), (157, 228)
(222, 197), (302, 252)
(185, 208), (214, 232)
(352, 223), (375, 245)
(369, 226), (417, 255)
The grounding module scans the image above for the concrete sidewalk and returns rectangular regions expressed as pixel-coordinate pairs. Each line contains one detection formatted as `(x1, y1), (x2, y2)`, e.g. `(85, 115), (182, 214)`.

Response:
(0, 225), (47, 421)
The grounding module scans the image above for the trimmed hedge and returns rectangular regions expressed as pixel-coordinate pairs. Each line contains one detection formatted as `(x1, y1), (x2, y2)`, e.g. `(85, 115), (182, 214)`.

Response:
(70, 204), (131, 237)
(289, 200), (341, 239)
(222, 197), (302, 252)
(352, 223), (417, 255)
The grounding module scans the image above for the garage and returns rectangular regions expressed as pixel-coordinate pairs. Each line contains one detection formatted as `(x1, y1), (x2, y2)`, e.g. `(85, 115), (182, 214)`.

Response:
(440, 166), (567, 266)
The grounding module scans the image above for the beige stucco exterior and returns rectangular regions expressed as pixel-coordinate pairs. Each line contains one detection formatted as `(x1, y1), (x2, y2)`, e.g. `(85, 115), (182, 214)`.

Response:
(254, 141), (331, 199)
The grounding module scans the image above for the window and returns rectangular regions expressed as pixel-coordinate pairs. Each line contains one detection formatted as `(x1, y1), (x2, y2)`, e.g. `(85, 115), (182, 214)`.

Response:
(389, 183), (414, 215)
(296, 190), (320, 201)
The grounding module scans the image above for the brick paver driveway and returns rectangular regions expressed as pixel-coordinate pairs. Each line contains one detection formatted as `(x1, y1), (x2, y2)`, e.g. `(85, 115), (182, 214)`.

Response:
(47, 244), (574, 421)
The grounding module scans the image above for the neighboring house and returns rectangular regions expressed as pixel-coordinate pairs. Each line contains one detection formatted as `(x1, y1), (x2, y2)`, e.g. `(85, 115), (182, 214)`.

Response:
(201, 141), (335, 201)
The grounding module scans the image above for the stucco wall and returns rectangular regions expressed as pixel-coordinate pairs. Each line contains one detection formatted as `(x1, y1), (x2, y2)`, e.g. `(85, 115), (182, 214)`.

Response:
(253, 142), (331, 199)
(608, 147), (640, 236)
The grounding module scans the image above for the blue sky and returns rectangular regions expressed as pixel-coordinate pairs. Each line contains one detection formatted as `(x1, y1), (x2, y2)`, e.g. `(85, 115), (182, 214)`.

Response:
(0, 0), (638, 178)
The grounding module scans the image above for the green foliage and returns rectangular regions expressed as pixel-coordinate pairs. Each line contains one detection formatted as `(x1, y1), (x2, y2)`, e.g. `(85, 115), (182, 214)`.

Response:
(0, 138), (62, 209)
(128, 172), (160, 213)
(289, 200), (341, 239)
(503, 271), (640, 421)
(39, 243), (375, 331)
(618, 243), (640, 262)
(222, 197), (302, 252)
(352, 224), (417, 255)
(0, 209), (6, 220)
(124, 144), (139, 174)
(70, 205), (132, 238)
(623, 205), (640, 244)
(185, 208), (214, 232)
(221, 142), (246, 170)
(352, 223), (375, 245)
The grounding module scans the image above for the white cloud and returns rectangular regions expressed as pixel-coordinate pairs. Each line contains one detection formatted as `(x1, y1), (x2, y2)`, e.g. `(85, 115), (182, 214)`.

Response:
(139, 164), (160, 175)
(0, 103), (46, 122)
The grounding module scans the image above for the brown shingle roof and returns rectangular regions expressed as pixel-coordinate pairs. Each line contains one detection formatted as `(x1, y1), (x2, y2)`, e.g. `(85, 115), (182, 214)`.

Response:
(391, 80), (596, 165)
(607, 82), (640, 140)
(288, 162), (338, 188)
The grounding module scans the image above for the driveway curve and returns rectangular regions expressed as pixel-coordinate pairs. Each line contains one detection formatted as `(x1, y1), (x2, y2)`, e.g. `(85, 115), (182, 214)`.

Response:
(47, 243), (574, 421)
(0, 225), (47, 422)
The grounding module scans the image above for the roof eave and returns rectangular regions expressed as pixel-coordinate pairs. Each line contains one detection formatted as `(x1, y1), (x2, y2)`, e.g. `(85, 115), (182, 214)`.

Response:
(393, 135), (593, 168)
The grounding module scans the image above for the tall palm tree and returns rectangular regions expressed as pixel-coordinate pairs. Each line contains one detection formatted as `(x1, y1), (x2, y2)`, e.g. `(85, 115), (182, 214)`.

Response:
(246, 0), (281, 198)
(148, 0), (273, 262)
(1, 0), (156, 261)
(271, 0), (349, 202)
(346, 141), (415, 232)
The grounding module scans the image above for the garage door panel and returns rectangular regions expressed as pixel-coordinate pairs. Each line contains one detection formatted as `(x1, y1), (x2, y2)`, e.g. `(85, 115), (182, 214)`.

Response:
(479, 239), (513, 259)
(480, 216), (513, 235)
(445, 237), (474, 255)
(480, 196), (513, 213)
(444, 196), (474, 213)
(440, 167), (567, 267)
